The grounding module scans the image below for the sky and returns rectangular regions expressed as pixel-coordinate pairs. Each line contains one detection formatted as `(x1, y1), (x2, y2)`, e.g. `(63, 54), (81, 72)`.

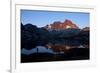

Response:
(21, 10), (90, 29)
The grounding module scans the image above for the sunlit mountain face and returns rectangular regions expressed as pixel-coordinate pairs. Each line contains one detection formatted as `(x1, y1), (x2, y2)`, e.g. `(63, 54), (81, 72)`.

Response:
(44, 19), (79, 30)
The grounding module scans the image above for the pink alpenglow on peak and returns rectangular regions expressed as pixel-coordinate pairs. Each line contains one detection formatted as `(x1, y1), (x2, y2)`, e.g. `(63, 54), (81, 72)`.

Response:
(44, 19), (79, 30)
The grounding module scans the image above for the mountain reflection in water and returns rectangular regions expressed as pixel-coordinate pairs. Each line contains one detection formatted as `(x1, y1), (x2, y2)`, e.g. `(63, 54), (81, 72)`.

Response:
(21, 40), (89, 63)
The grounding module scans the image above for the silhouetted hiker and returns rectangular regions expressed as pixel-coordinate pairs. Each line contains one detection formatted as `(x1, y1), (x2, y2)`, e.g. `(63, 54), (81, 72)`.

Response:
(36, 47), (39, 53)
